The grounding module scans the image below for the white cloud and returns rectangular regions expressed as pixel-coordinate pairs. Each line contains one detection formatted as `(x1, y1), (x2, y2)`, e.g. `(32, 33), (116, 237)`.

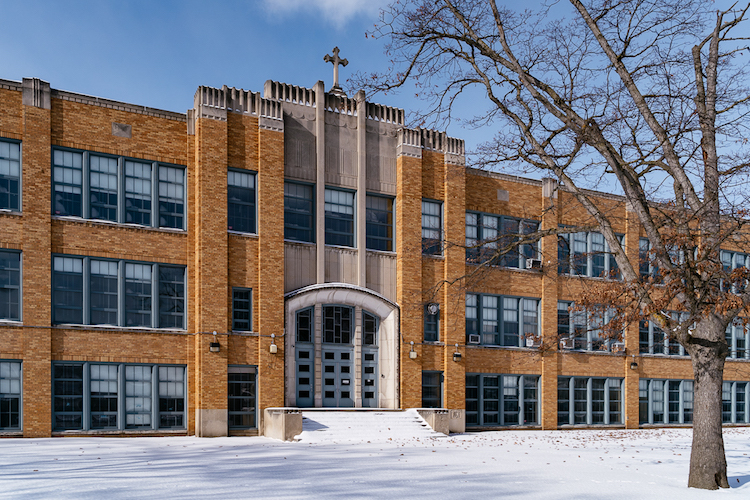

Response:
(262, 0), (388, 27)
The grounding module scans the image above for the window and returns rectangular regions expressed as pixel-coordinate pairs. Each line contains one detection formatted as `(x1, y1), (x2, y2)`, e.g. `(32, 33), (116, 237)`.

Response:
(232, 288), (252, 331)
(296, 307), (313, 343)
(424, 304), (439, 342)
(723, 381), (750, 424)
(284, 182), (314, 242)
(466, 293), (540, 347)
(0, 139), (20, 211)
(52, 148), (185, 229)
(466, 373), (539, 427)
(466, 212), (539, 268)
(558, 231), (622, 278)
(422, 371), (442, 408)
(558, 302), (618, 352)
(639, 379), (694, 424)
(558, 377), (622, 425)
(638, 312), (687, 356)
(323, 305), (352, 344)
(366, 195), (394, 251)
(53, 362), (186, 431)
(421, 200), (442, 255)
(53, 256), (185, 329)
(726, 319), (748, 359)
(228, 366), (257, 429)
(325, 188), (355, 247)
(721, 250), (749, 292)
(228, 170), (256, 233)
(0, 360), (21, 430)
(363, 310), (377, 346)
(0, 251), (20, 321)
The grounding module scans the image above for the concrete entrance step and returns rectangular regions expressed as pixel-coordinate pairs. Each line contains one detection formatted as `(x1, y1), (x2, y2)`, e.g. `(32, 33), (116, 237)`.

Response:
(296, 409), (447, 443)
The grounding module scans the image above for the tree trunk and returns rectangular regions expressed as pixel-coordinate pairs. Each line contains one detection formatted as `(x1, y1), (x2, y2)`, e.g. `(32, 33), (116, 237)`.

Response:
(686, 319), (729, 490)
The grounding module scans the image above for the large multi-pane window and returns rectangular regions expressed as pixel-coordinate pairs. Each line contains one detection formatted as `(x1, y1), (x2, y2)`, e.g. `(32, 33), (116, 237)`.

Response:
(52, 148), (185, 229)
(639, 379), (694, 425)
(721, 250), (749, 292)
(421, 200), (442, 255)
(0, 360), (21, 430)
(323, 305), (352, 344)
(0, 251), (20, 321)
(422, 371), (442, 408)
(466, 212), (538, 268)
(232, 288), (252, 331)
(52, 256), (185, 329)
(325, 188), (355, 247)
(0, 139), (20, 211)
(466, 293), (540, 347)
(366, 195), (394, 251)
(558, 377), (623, 425)
(284, 182), (314, 242)
(639, 312), (688, 356)
(723, 381), (750, 424)
(228, 170), (256, 233)
(228, 366), (257, 429)
(558, 301), (618, 352)
(558, 231), (622, 278)
(466, 373), (539, 427)
(52, 362), (186, 431)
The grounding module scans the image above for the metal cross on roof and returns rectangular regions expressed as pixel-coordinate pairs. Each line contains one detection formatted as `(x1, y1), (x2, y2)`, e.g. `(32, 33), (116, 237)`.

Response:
(324, 47), (349, 92)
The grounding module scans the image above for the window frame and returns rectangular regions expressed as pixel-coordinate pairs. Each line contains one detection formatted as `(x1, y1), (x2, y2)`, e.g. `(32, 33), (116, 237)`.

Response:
(558, 230), (623, 278)
(227, 169), (257, 234)
(557, 301), (619, 352)
(0, 360), (22, 431)
(465, 211), (539, 268)
(465, 373), (539, 427)
(557, 376), (623, 426)
(228, 365), (257, 430)
(52, 361), (186, 432)
(365, 194), (395, 252)
(284, 181), (315, 243)
(465, 293), (540, 347)
(51, 147), (186, 230)
(232, 287), (253, 332)
(52, 255), (186, 330)
(324, 187), (356, 248)
(422, 371), (443, 408)
(639, 378), (694, 425)
(424, 304), (439, 342)
(0, 250), (21, 322)
(0, 138), (21, 212)
(638, 312), (688, 356)
(421, 199), (443, 256)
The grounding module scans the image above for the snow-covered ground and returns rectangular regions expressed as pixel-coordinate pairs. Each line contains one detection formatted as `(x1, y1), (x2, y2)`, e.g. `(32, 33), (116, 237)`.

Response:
(1, 414), (748, 499)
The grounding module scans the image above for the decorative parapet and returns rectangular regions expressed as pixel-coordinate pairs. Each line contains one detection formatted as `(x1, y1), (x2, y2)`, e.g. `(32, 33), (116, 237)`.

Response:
(444, 135), (465, 166)
(324, 93), (357, 115)
(264, 80), (316, 107)
(193, 84), (283, 131)
(0, 78), (22, 91)
(397, 127), (422, 158)
(365, 102), (405, 125)
(22, 78), (51, 110)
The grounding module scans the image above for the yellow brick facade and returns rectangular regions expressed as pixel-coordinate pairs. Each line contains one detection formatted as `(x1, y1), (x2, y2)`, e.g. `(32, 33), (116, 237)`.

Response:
(0, 76), (747, 438)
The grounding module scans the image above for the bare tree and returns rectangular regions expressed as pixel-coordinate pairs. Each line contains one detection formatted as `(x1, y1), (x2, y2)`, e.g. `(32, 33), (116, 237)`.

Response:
(355, 0), (750, 490)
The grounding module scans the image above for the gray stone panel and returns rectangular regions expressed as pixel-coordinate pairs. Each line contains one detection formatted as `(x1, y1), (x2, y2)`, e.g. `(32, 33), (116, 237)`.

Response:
(365, 251), (397, 302)
(285, 242), (317, 292)
(284, 113), (316, 182)
(325, 247), (358, 285)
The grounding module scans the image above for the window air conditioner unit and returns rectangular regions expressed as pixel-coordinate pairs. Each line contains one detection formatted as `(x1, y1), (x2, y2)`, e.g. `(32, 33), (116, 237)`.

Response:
(468, 334), (481, 344)
(526, 258), (543, 270)
(525, 336), (541, 348)
(560, 338), (574, 349)
(611, 342), (625, 353)
(427, 302), (440, 316)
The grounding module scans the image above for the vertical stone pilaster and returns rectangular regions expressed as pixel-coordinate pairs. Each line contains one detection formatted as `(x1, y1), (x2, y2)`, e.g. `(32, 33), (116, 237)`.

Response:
(624, 204), (641, 428)
(257, 126), (286, 417)
(442, 159), (466, 413)
(356, 90), (367, 287)
(21, 78), (52, 437)
(314, 81), (326, 284)
(540, 177), (560, 429)
(396, 137), (423, 409)
(192, 115), (229, 436)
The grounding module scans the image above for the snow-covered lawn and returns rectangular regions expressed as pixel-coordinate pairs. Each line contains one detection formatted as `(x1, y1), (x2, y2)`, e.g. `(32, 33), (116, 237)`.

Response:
(1, 426), (749, 499)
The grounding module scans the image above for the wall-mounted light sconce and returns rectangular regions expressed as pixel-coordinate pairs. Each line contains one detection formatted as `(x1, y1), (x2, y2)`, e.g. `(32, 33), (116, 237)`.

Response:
(409, 341), (417, 359)
(270, 333), (278, 354)
(453, 343), (462, 362)
(209, 331), (220, 353)
(630, 354), (638, 370)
